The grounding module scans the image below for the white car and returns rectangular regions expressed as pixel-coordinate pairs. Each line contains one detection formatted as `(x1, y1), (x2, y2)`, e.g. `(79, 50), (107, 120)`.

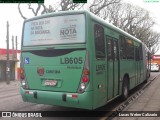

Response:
(151, 63), (159, 72)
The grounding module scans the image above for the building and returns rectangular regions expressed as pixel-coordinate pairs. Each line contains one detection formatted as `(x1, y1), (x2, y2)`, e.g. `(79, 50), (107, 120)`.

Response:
(152, 55), (160, 66)
(0, 48), (21, 81)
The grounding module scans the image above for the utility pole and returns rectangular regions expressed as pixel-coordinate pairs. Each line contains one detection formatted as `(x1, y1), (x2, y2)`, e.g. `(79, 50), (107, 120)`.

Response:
(6, 21), (10, 84)
(15, 36), (17, 59)
(12, 36), (14, 60)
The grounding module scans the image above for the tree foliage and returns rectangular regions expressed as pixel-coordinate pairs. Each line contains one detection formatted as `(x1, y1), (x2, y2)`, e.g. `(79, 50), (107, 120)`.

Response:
(18, 0), (84, 19)
(100, 2), (160, 54)
(18, 0), (160, 54)
(89, 0), (121, 15)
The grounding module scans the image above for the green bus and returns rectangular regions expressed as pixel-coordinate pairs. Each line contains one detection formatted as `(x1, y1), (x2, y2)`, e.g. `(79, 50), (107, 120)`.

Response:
(20, 10), (150, 110)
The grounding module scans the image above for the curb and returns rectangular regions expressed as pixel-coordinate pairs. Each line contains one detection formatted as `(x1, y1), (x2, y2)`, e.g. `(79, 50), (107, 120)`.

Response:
(0, 80), (20, 89)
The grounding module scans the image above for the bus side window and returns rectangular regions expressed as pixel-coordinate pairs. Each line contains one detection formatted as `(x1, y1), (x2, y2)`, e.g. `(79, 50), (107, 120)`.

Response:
(126, 38), (134, 60)
(107, 38), (112, 60)
(119, 36), (126, 59)
(94, 24), (105, 59)
(140, 44), (143, 60)
(135, 46), (140, 61)
(106, 37), (118, 61)
(113, 40), (118, 61)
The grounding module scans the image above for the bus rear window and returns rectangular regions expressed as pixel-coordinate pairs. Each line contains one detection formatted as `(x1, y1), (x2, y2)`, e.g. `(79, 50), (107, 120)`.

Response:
(23, 14), (85, 46)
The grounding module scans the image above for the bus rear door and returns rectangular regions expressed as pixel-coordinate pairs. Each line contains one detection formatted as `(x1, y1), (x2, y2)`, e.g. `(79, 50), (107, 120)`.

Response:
(135, 46), (141, 85)
(106, 36), (119, 100)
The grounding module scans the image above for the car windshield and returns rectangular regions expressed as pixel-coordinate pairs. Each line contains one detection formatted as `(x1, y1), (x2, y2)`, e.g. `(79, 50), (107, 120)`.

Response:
(151, 64), (158, 66)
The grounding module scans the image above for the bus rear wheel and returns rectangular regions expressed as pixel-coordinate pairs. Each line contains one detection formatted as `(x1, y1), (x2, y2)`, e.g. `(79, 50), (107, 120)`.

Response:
(121, 77), (129, 101)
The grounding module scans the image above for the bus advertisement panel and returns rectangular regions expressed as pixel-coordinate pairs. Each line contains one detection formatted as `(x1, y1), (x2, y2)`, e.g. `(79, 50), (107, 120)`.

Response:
(23, 14), (85, 46)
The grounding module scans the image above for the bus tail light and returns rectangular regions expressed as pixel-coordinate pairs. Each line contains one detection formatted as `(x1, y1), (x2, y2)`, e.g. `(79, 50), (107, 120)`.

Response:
(21, 80), (28, 89)
(78, 51), (90, 93)
(20, 68), (28, 89)
(82, 76), (89, 83)
(20, 68), (25, 79)
(72, 94), (78, 98)
(83, 69), (89, 75)
(80, 83), (86, 90)
(20, 74), (25, 79)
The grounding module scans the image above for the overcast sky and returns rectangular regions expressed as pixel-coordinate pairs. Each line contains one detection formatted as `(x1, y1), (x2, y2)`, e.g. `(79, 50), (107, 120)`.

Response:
(0, 0), (160, 53)
(124, 0), (160, 32)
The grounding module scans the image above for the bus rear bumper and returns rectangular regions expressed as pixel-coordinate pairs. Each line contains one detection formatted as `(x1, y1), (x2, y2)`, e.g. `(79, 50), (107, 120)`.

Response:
(20, 87), (93, 110)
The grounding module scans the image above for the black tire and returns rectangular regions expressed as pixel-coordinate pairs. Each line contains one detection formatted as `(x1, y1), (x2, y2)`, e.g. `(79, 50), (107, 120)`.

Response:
(144, 72), (149, 83)
(121, 77), (129, 101)
(144, 79), (148, 83)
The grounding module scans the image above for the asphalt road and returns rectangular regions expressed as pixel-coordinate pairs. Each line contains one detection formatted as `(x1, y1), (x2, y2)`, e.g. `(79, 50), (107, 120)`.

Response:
(0, 72), (159, 120)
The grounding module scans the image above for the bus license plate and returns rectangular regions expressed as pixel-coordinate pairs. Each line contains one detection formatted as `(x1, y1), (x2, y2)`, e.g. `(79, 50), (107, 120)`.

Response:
(45, 80), (57, 86)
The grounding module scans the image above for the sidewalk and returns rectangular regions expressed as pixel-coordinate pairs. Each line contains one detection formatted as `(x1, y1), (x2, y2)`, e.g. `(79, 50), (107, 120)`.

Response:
(113, 75), (160, 120)
(0, 80), (20, 89)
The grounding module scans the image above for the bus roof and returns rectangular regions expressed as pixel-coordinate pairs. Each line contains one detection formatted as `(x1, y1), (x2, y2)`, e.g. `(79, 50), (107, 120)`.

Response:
(24, 10), (87, 22)
(25, 10), (142, 44)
